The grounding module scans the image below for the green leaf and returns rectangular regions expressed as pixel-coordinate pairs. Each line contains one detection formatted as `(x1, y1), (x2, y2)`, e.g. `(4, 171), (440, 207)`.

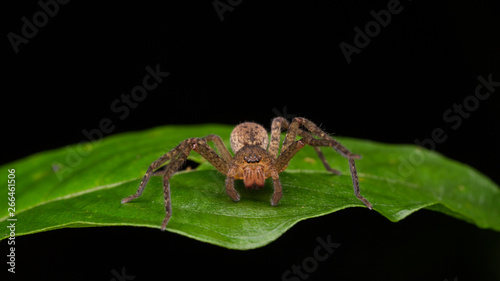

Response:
(1, 124), (499, 249)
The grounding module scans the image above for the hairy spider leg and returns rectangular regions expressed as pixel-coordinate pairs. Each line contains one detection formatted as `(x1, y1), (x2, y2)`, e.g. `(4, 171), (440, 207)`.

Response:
(270, 169), (283, 205)
(202, 134), (233, 162)
(121, 142), (188, 204)
(348, 158), (372, 209)
(225, 167), (240, 202)
(273, 117), (372, 210)
(121, 137), (230, 230)
(160, 143), (192, 229)
(311, 147), (342, 175)
(270, 117), (341, 175)
(269, 117), (288, 158)
(290, 117), (361, 159)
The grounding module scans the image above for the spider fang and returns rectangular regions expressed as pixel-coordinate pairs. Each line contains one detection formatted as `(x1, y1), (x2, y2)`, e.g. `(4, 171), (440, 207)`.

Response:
(243, 166), (266, 189)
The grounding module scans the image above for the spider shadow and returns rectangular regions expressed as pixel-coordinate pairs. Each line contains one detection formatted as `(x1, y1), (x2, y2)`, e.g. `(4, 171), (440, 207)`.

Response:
(232, 178), (276, 205)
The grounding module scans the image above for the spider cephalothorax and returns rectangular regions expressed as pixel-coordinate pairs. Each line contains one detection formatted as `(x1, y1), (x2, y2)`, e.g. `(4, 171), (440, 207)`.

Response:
(122, 117), (372, 230)
(234, 146), (270, 190)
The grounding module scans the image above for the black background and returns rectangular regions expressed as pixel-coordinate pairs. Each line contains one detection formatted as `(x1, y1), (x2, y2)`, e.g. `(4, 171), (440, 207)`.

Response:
(3, 1), (500, 280)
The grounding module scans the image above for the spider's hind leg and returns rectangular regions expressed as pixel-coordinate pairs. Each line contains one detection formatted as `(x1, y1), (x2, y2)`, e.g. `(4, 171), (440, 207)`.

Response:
(312, 147), (342, 175)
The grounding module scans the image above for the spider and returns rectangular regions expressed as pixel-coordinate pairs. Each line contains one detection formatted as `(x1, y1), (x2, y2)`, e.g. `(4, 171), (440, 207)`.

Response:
(121, 117), (372, 230)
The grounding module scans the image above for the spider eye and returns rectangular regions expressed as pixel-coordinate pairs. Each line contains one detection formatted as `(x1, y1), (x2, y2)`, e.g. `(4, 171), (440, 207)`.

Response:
(244, 155), (262, 163)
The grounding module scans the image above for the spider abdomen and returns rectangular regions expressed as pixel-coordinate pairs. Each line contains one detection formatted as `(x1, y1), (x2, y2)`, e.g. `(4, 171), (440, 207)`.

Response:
(230, 122), (269, 153)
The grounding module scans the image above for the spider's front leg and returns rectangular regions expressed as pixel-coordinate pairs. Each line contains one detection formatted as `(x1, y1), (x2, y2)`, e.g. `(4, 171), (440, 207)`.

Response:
(121, 140), (192, 230)
(225, 167), (240, 203)
(270, 117), (341, 174)
(121, 141), (190, 205)
(122, 137), (229, 231)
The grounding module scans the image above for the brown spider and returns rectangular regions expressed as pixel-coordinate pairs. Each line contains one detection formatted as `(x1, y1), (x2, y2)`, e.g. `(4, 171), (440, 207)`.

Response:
(121, 117), (372, 230)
